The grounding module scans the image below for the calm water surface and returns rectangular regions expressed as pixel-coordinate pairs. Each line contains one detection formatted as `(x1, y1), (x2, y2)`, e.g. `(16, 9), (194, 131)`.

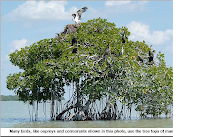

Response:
(1, 101), (173, 128)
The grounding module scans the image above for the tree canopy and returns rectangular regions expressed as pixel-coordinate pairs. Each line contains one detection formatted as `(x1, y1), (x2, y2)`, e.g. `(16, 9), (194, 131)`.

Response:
(6, 17), (173, 119)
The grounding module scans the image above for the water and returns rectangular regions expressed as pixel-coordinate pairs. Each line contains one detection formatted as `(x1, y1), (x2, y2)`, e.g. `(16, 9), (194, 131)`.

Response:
(1, 101), (173, 128)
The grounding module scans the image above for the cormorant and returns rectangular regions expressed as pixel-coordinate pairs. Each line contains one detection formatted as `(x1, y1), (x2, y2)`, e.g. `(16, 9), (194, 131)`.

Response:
(148, 45), (155, 63)
(122, 31), (126, 43)
(149, 45), (154, 57)
(72, 47), (77, 53)
(71, 36), (77, 46)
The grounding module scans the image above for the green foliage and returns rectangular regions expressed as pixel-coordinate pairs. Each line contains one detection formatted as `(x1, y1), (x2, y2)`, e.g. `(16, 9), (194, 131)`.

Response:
(6, 17), (173, 117)
(0, 95), (64, 101)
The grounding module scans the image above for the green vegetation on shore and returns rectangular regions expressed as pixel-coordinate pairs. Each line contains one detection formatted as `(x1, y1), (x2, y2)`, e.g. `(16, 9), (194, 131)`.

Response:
(1, 95), (19, 101)
(1, 95), (65, 101)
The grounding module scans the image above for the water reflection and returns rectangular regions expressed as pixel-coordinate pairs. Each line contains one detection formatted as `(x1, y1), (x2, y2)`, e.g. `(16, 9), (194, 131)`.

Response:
(12, 117), (172, 128)
(1, 101), (173, 128)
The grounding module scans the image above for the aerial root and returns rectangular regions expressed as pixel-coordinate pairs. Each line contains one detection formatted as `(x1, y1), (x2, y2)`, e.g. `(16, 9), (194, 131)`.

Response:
(55, 98), (131, 121)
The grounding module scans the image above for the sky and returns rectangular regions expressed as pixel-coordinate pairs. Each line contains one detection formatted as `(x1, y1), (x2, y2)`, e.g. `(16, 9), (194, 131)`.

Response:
(1, 1), (173, 97)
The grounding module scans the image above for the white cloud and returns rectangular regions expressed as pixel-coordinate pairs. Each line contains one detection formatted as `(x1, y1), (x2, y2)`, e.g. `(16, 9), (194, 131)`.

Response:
(3, 1), (148, 23)
(3, 1), (75, 21)
(87, 1), (148, 19)
(87, 7), (105, 19)
(105, 1), (131, 6)
(1, 55), (10, 63)
(127, 21), (173, 45)
(164, 44), (173, 53)
(127, 21), (173, 62)
(9, 38), (28, 52)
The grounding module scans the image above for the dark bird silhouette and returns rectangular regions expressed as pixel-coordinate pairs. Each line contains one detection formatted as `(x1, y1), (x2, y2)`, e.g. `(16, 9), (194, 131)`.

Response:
(122, 31), (126, 43)
(149, 56), (153, 62)
(71, 36), (77, 46)
(104, 43), (110, 56)
(148, 45), (155, 63)
(72, 47), (77, 53)
(149, 45), (154, 57)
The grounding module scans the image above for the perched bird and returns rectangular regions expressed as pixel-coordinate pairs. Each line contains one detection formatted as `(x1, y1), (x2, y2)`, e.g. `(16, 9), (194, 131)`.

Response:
(119, 45), (124, 56)
(55, 33), (60, 39)
(56, 33), (60, 37)
(104, 43), (110, 56)
(122, 31), (126, 43)
(72, 47), (77, 53)
(149, 45), (154, 57)
(71, 35), (77, 46)
(149, 56), (153, 63)
(148, 45), (155, 63)
(72, 7), (88, 24)
(138, 49), (143, 63)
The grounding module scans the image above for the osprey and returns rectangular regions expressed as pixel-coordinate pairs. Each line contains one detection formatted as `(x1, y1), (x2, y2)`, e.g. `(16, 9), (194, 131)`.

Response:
(72, 7), (88, 24)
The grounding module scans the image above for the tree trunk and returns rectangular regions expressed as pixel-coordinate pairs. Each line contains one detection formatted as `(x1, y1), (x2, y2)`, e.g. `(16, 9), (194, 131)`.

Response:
(76, 80), (81, 112)
(113, 100), (117, 120)
(56, 104), (76, 120)
(51, 89), (55, 120)
(56, 99), (91, 120)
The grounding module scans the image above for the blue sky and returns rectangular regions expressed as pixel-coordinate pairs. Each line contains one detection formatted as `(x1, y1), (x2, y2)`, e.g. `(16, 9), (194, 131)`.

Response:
(1, 1), (173, 97)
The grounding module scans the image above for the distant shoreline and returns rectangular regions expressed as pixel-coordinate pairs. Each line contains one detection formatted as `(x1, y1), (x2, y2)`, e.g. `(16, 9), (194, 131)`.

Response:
(1, 95), (19, 101)
(0, 95), (65, 101)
